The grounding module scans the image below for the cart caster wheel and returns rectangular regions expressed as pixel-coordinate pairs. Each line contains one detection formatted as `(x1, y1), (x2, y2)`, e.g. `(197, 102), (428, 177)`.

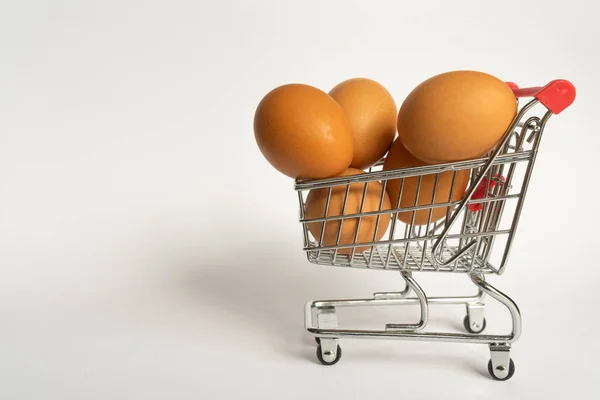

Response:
(316, 344), (342, 366)
(488, 358), (515, 381)
(464, 315), (487, 334)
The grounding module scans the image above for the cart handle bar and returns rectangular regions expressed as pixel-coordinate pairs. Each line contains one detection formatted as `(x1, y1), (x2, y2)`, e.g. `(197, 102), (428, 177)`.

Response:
(506, 80), (576, 114)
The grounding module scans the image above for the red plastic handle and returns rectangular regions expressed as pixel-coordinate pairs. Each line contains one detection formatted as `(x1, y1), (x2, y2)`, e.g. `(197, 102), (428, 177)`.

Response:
(505, 79), (576, 114)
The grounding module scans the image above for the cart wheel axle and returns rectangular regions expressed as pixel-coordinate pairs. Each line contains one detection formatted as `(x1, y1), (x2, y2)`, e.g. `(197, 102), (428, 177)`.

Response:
(488, 358), (515, 381)
(463, 315), (487, 334)
(316, 344), (342, 366)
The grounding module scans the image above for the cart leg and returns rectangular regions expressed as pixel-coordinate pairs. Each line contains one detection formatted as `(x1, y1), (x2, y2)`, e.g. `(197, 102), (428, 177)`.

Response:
(470, 273), (520, 381)
(469, 273), (521, 343)
(385, 271), (429, 331)
(315, 307), (341, 365)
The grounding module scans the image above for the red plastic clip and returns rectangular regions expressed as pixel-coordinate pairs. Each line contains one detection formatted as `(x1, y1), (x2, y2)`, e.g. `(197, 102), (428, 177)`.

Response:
(468, 175), (506, 212)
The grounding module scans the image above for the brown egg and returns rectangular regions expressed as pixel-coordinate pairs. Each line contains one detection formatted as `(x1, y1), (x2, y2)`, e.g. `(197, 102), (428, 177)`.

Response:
(305, 168), (392, 254)
(397, 70), (517, 163)
(254, 83), (354, 179)
(329, 78), (397, 169)
(383, 140), (471, 225)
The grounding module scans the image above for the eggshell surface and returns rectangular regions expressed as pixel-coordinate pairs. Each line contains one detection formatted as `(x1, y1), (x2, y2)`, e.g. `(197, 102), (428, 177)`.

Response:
(383, 140), (471, 225)
(305, 168), (392, 254)
(254, 83), (354, 179)
(329, 78), (397, 169)
(397, 70), (517, 163)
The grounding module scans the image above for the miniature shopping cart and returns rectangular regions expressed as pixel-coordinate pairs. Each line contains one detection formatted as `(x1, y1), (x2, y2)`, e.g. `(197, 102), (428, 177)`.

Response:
(294, 80), (575, 381)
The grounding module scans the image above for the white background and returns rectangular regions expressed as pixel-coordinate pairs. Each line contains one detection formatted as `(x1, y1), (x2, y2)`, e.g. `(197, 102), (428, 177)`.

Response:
(1, 1), (598, 399)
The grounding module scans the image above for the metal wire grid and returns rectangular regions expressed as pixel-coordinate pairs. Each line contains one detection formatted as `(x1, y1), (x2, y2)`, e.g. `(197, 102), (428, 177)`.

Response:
(295, 103), (546, 275)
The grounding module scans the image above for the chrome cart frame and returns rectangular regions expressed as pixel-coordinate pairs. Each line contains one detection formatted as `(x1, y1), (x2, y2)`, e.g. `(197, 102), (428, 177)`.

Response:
(294, 80), (575, 380)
